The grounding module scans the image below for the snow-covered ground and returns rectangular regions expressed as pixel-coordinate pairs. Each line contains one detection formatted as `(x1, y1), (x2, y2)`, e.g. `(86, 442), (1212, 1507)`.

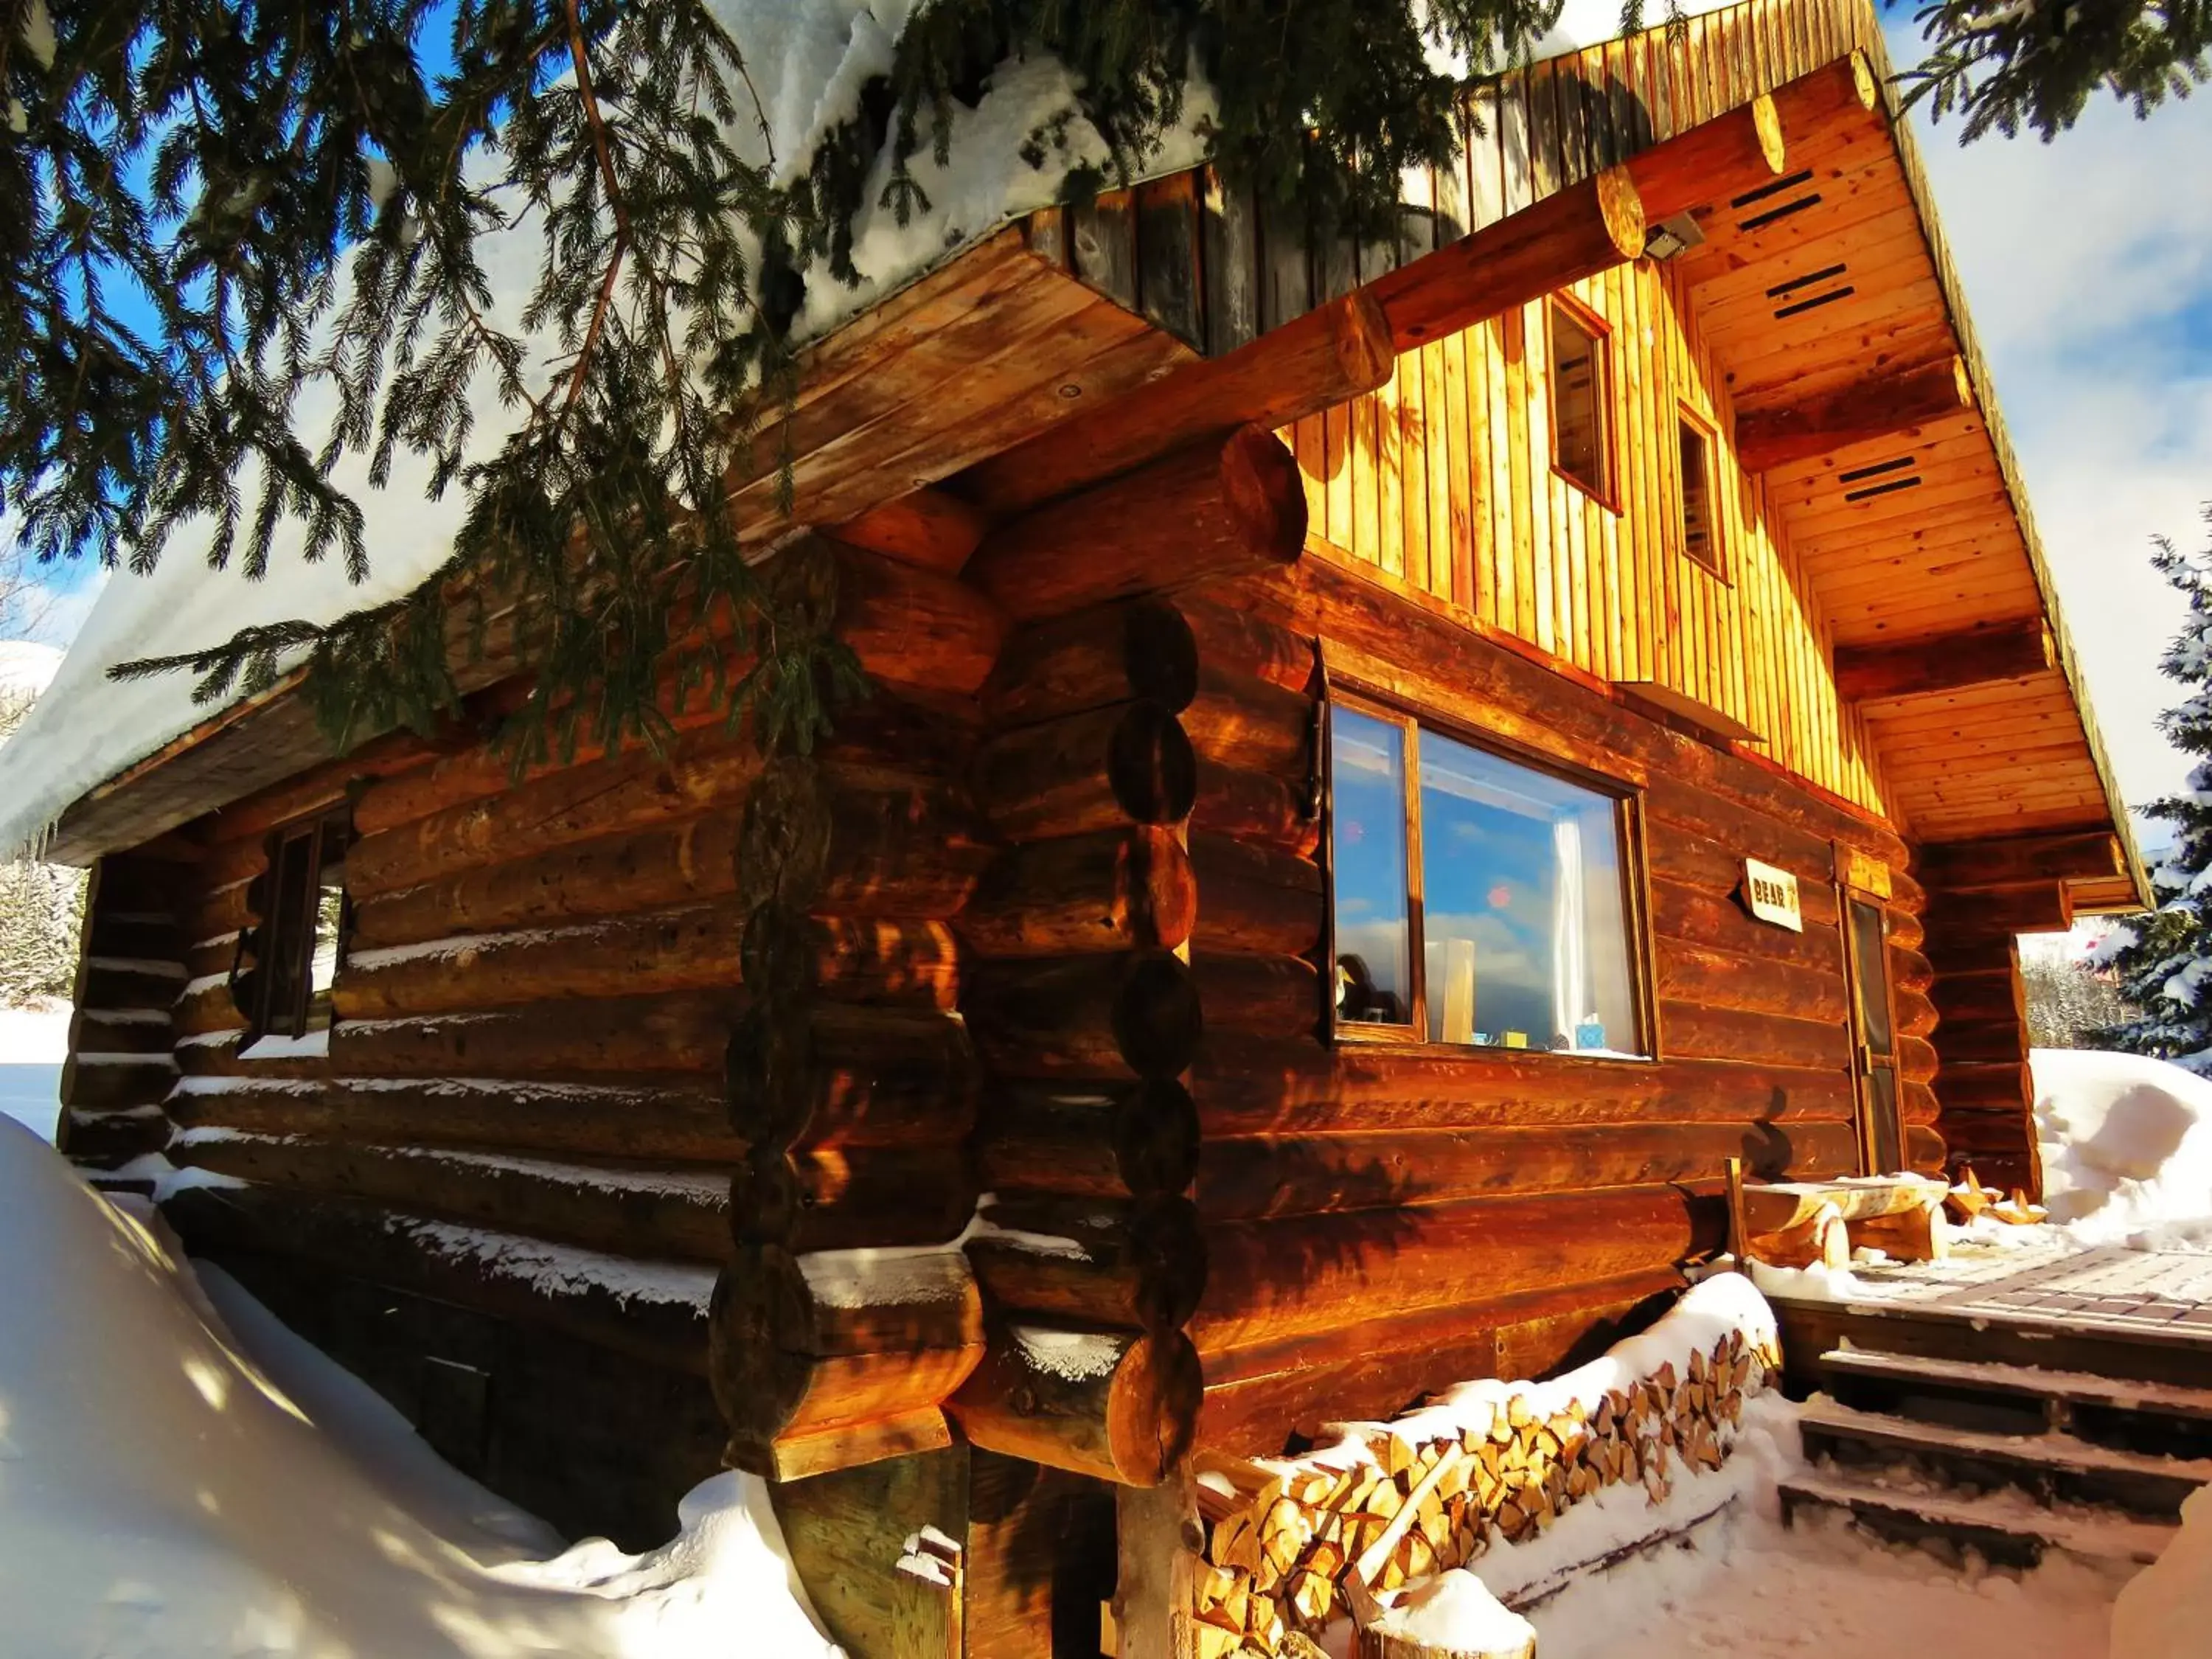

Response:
(0, 997), (69, 1141)
(0, 1118), (839, 1658)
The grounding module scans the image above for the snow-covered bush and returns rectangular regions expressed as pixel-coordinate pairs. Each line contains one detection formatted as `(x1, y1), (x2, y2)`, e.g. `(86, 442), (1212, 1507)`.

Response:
(0, 670), (84, 1003)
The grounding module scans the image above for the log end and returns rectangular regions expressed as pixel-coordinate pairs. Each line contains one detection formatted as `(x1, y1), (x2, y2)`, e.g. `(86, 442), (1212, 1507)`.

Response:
(1220, 426), (1310, 570)
(1751, 92), (1786, 177)
(1107, 702), (1200, 827)
(1109, 1329), (1204, 1487)
(1596, 165), (1646, 262)
(1849, 47), (1879, 113)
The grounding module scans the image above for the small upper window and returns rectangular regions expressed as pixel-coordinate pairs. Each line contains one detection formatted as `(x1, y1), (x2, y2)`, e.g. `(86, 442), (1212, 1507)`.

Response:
(1329, 700), (1647, 1057)
(1549, 302), (1613, 502)
(235, 809), (351, 1043)
(1678, 412), (1722, 577)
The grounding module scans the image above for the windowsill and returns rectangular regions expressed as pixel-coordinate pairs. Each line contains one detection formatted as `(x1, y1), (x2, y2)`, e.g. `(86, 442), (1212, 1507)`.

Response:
(237, 1027), (333, 1062)
(1332, 1025), (1656, 1065)
(1549, 464), (1621, 515)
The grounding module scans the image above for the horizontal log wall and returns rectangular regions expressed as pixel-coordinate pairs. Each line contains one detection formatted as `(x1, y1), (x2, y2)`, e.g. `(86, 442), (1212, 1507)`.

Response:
(1176, 552), (1929, 1453)
(77, 537), (1013, 1543)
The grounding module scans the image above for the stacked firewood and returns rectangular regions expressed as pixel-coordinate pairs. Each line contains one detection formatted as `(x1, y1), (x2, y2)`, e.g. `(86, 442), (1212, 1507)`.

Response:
(1186, 1327), (1781, 1658)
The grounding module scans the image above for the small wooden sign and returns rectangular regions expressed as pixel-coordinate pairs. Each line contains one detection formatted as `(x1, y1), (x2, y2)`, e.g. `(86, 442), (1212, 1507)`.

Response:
(1742, 858), (1804, 932)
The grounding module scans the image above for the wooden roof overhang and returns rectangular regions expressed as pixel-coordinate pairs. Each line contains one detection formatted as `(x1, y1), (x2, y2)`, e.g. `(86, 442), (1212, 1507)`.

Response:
(45, 0), (2145, 925)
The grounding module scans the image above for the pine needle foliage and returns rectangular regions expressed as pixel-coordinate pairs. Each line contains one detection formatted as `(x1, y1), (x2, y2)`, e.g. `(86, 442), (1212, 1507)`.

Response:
(1900, 0), (2210, 141)
(2097, 508), (2212, 1071)
(3, 0), (1640, 769)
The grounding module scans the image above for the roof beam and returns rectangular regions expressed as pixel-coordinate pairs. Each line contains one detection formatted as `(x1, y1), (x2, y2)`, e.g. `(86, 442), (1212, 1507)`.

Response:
(1624, 94), (1786, 224)
(1834, 619), (2055, 703)
(958, 288), (1394, 520)
(1766, 49), (1882, 138)
(1736, 355), (1974, 473)
(830, 489), (990, 574)
(1366, 167), (1645, 352)
(1916, 830), (2126, 891)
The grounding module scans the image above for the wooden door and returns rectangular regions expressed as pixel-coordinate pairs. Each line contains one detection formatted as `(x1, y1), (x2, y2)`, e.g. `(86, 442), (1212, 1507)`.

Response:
(1843, 894), (1905, 1175)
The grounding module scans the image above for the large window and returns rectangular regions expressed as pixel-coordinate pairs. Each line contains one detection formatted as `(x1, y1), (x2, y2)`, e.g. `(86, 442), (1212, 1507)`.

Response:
(1549, 301), (1613, 503)
(234, 808), (351, 1043)
(1329, 703), (1647, 1058)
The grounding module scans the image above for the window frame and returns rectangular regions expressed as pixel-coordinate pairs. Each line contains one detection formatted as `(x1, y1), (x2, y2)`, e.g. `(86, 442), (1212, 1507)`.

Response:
(233, 804), (353, 1044)
(1546, 295), (1618, 511)
(1321, 688), (1658, 1063)
(1675, 403), (1728, 582)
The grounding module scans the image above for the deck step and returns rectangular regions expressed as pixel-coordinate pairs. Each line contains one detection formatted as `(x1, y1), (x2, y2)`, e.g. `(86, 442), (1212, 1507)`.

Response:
(1779, 1467), (2178, 1570)
(1770, 1291), (2212, 1392)
(1818, 1346), (2212, 1460)
(1799, 1395), (2212, 1520)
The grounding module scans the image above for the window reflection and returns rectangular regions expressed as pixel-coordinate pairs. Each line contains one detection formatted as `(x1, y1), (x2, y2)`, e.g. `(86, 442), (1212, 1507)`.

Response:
(1417, 731), (1640, 1056)
(1330, 708), (1413, 1026)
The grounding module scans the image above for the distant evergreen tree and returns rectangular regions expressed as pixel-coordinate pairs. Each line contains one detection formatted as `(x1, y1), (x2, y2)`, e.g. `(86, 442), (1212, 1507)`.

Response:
(2098, 507), (2212, 1070)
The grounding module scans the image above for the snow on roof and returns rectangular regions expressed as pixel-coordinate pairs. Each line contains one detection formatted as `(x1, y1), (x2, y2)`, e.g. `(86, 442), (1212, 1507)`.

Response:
(0, 639), (60, 702)
(0, 0), (1729, 858)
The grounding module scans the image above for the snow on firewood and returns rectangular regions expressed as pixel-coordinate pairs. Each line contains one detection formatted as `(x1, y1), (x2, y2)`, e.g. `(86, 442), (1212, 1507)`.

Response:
(0, 1116), (841, 1656)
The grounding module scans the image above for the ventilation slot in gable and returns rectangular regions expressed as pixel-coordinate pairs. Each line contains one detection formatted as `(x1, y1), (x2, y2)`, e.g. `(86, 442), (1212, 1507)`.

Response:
(1732, 170), (1821, 233)
(1838, 455), (1923, 503)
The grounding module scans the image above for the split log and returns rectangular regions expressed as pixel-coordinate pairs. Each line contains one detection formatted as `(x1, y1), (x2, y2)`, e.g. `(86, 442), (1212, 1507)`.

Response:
(735, 1144), (978, 1253)
(1654, 1001), (1851, 1072)
(1854, 1203), (1949, 1263)
(973, 701), (1197, 840)
(957, 827), (1198, 957)
(713, 1244), (984, 1477)
(1935, 1060), (2031, 1114)
(964, 952), (1204, 1080)
(1190, 954), (1324, 1046)
(1189, 1186), (1714, 1356)
(1191, 760), (1320, 856)
(169, 1074), (742, 1164)
(349, 811), (743, 948)
(333, 901), (749, 1019)
(738, 914), (961, 1010)
(327, 991), (742, 1079)
(1654, 940), (1848, 1026)
(950, 1324), (1202, 1486)
(1930, 1017), (2025, 1068)
(978, 1079), (1200, 1203)
(1180, 667), (1315, 777)
(173, 1131), (730, 1263)
(1187, 834), (1324, 959)
(984, 598), (1200, 728)
(967, 1193), (1208, 1330)
(347, 731), (762, 898)
(736, 761), (988, 919)
(828, 490), (990, 575)
(60, 1056), (177, 1112)
(1745, 1208), (1850, 1273)
(728, 1004), (976, 1150)
(1649, 877), (1845, 975)
(967, 427), (1307, 622)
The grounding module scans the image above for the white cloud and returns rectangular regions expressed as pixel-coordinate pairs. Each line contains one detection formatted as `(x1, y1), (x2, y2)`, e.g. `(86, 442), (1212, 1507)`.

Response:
(1891, 32), (2212, 818)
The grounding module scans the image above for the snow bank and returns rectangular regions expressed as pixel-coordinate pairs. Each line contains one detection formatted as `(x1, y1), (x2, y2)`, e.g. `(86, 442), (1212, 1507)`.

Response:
(0, 1117), (841, 1657)
(2112, 1482), (2212, 1659)
(2033, 1047), (2212, 1250)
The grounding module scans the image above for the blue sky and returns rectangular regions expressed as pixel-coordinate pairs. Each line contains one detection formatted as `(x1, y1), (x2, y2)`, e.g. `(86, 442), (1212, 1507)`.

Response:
(11, 16), (2211, 821)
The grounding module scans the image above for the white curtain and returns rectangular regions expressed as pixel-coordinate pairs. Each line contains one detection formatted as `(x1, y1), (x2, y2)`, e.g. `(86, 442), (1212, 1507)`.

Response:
(1552, 815), (1589, 1044)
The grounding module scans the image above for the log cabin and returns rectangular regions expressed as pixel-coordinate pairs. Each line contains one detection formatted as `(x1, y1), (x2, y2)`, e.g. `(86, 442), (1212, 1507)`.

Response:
(4, 0), (2149, 1650)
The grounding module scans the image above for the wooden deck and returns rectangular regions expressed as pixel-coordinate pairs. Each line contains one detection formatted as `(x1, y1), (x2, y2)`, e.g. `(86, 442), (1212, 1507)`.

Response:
(1767, 1237), (2212, 1392)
